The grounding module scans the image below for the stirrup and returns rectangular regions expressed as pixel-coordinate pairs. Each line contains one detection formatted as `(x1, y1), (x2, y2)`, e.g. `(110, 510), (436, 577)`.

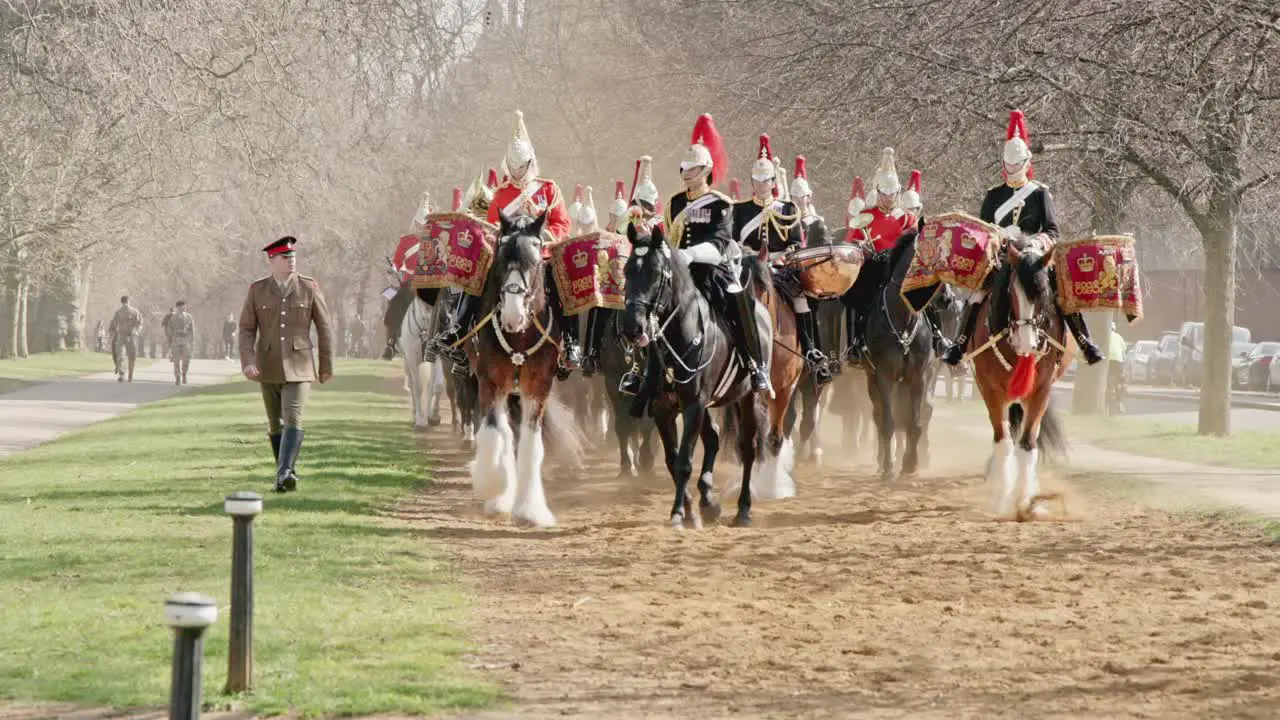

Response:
(450, 358), (472, 377)
(619, 370), (642, 396)
(580, 351), (599, 377)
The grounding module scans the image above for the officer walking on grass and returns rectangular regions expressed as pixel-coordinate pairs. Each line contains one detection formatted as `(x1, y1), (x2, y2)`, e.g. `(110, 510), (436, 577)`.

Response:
(238, 236), (334, 493)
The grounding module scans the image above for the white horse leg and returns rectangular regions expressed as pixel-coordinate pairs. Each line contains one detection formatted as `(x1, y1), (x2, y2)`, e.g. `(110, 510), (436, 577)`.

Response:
(1017, 446), (1046, 519)
(473, 402), (517, 515)
(425, 359), (444, 425)
(988, 437), (1016, 517)
(402, 304), (428, 428)
(513, 399), (555, 527)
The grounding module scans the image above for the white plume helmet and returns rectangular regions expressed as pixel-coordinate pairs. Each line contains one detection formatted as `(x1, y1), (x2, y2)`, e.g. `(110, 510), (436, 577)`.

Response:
(898, 170), (922, 213)
(411, 190), (432, 230)
(872, 147), (901, 196)
(774, 157), (788, 200)
(1003, 110), (1034, 177)
(609, 179), (628, 220)
(577, 185), (598, 232)
(462, 174), (493, 216)
(503, 109), (538, 182)
(568, 183), (583, 222)
(633, 155), (660, 207)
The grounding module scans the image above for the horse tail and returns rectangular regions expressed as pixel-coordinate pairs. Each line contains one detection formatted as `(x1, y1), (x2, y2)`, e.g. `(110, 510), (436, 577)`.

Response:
(1007, 400), (1068, 463)
(542, 390), (589, 471)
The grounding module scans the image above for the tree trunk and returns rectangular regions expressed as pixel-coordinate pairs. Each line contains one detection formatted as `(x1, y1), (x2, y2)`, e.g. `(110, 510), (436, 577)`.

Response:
(0, 273), (13, 359)
(1198, 216), (1236, 436)
(16, 277), (29, 357)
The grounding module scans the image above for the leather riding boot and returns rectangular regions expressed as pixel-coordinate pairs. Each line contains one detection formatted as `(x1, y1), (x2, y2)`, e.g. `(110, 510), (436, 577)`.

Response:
(1065, 312), (1105, 365)
(546, 274), (581, 378)
(580, 309), (604, 377)
(732, 290), (770, 392)
(382, 287), (413, 360)
(843, 307), (864, 366)
(924, 305), (952, 357)
(942, 301), (981, 367)
(432, 293), (478, 363)
(798, 311), (832, 387)
(274, 426), (303, 493)
(269, 432), (282, 463)
(618, 346), (642, 395)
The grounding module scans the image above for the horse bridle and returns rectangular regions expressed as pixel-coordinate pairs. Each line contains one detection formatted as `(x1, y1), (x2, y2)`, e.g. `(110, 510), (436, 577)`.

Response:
(499, 233), (541, 319)
(626, 243), (715, 383)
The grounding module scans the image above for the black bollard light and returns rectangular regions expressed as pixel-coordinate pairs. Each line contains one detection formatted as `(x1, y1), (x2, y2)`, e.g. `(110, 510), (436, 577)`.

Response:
(165, 592), (217, 720)
(223, 491), (262, 693)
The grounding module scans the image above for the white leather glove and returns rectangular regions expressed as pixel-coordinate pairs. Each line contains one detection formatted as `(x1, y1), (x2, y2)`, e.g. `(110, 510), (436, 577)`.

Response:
(1000, 225), (1022, 241)
(675, 248), (692, 264)
(684, 243), (724, 265)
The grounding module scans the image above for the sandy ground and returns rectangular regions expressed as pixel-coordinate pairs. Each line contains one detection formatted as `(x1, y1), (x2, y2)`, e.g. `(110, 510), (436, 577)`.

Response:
(407, 395), (1280, 720)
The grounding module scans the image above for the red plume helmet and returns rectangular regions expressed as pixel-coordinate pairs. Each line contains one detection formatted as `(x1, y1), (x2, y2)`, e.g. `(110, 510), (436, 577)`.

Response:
(687, 113), (729, 188)
(793, 156), (808, 180)
(486, 168), (499, 189)
(850, 176), (865, 201)
(451, 187), (463, 211)
(614, 179), (626, 200)
(1004, 109), (1035, 179)
(729, 177), (742, 200)
(573, 183), (584, 203)
(907, 170), (922, 194)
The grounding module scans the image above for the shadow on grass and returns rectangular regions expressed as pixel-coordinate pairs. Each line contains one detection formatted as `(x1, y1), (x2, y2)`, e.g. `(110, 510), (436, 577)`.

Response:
(182, 373), (407, 399)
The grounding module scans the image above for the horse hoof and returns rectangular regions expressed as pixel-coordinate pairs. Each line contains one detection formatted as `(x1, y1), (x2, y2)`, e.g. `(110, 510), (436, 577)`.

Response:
(699, 500), (722, 524)
(669, 514), (684, 530)
(879, 471), (894, 483)
(462, 437), (475, 450)
(616, 466), (638, 480)
(428, 416), (442, 427)
(514, 506), (556, 528)
(687, 512), (703, 530)
(731, 512), (752, 528)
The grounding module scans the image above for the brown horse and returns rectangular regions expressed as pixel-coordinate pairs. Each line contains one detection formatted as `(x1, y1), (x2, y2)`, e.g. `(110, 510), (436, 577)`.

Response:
(466, 213), (584, 527)
(965, 245), (1069, 519)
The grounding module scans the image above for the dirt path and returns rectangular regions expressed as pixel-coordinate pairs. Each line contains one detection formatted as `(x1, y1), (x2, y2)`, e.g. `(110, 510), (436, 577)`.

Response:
(407, 406), (1280, 719)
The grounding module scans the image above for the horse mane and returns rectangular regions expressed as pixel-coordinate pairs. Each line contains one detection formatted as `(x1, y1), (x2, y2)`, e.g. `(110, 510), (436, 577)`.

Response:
(627, 224), (701, 312)
(740, 252), (773, 297)
(885, 229), (919, 281)
(990, 250), (1054, 336)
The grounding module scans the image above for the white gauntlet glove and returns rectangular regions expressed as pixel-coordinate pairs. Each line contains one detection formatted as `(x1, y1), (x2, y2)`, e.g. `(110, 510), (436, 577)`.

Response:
(683, 243), (724, 265)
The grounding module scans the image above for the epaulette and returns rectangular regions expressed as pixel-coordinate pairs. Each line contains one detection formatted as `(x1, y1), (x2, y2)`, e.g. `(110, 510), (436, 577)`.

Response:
(707, 189), (732, 203)
(299, 274), (319, 289)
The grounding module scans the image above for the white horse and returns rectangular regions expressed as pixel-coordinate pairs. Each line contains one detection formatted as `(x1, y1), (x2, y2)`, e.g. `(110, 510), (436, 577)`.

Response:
(401, 294), (446, 429)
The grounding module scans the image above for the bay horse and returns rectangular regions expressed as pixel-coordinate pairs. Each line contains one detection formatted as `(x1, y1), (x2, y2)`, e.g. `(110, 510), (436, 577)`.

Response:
(467, 214), (585, 528)
(620, 223), (771, 528)
(964, 244), (1069, 519)
(861, 226), (935, 480)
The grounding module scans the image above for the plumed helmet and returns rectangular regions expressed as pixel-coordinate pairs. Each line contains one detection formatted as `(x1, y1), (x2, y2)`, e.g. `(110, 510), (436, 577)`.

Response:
(872, 147), (901, 196)
(1003, 110), (1034, 177)
(751, 134), (776, 182)
(789, 156), (812, 199)
(680, 114), (729, 186)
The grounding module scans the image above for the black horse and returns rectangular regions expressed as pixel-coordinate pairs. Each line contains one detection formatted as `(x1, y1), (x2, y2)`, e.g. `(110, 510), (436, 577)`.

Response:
(595, 309), (658, 478)
(857, 225), (938, 480)
(620, 223), (769, 528)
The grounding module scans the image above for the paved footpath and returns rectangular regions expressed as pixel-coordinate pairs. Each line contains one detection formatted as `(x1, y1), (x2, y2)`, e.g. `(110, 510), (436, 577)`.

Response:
(0, 358), (241, 458)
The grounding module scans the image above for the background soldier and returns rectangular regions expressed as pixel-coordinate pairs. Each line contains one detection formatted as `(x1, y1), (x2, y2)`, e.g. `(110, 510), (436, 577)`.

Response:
(239, 236), (334, 493)
(107, 295), (143, 382)
(169, 300), (195, 384)
(222, 313), (237, 359)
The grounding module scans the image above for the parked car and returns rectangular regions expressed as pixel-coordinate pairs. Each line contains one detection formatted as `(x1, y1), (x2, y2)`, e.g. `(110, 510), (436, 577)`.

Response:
(1268, 349), (1280, 393)
(1150, 331), (1180, 385)
(1175, 321), (1252, 387)
(1237, 341), (1280, 390)
(1231, 341), (1259, 389)
(1125, 340), (1160, 384)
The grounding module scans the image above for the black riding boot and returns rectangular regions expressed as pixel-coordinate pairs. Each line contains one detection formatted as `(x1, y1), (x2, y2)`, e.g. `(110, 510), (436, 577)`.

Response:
(580, 308), (607, 377)
(432, 293), (479, 364)
(731, 290), (770, 392)
(844, 307), (864, 366)
(269, 432), (281, 462)
(546, 268), (581, 379)
(798, 310), (832, 387)
(382, 286), (414, 360)
(1064, 312), (1105, 365)
(274, 426), (303, 493)
(619, 344), (643, 395)
(942, 301), (981, 367)
(924, 305), (952, 357)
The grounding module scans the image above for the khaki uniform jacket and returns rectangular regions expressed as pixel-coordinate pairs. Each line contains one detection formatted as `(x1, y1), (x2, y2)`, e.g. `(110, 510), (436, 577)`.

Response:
(239, 274), (333, 384)
(109, 305), (143, 337)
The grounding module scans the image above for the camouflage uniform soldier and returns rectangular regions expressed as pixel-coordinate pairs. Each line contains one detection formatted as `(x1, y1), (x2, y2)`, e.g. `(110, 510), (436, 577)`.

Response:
(239, 236), (334, 493)
(108, 295), (144, 383)
(169, 300), (195, 385)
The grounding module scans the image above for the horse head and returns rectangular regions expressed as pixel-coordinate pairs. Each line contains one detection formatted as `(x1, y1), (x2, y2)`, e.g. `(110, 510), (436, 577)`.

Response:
(495, 213), (546, 334)
(621, 220), (673, 348)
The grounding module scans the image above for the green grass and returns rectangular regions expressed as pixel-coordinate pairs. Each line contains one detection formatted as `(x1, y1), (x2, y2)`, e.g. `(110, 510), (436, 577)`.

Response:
(1060, 414), (1280, 470)
(0, 360), (498, 717)
(0, 350), (146, 393)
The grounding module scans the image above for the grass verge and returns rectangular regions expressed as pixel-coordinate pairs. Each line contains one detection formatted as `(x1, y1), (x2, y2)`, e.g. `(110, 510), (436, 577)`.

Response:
(0, 350), (145, 394)
(1059, 414), (1280, 470)
(0, 360), (498, 717)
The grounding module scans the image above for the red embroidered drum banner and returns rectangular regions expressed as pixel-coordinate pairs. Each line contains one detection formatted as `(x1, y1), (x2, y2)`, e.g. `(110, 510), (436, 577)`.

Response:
(550, 230), (629, 316)
(905, 212), (1001, 294)
(1054, 234), (1143, 319)
(410, 213), (497, 296)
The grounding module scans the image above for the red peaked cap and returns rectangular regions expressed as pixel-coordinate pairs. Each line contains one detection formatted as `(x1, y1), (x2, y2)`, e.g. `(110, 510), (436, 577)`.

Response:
(573, 183), (583, 202)
(907, 169), (922, 194)
(692, 113), (729, 188)
(793, 156), (808, 180)
(264, 235), (297, 257)
(1006, 109), (1035, 179)
(729, 177), (742, 199)
(850, 176), (865, 200)
(614, 179), (626, 199)
(486, 168), (499, 188)
(451, 187), (463, 211)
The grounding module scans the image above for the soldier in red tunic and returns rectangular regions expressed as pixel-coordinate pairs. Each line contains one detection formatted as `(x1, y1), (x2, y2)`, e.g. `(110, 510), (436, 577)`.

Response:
(431, 110), (581, 374)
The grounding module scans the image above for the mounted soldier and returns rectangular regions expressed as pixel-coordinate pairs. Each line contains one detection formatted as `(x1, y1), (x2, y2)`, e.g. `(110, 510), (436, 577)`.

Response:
(732, 134), (831, 386)
(581, 164), (651, 377)
(381, 190), (433, 360)
(664, 114), (769, 393)
(431, 110), (579, 375)
(942, 110), (1103, 367)
(899, 169), (923, 219)
(787, 154), (835, 386)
